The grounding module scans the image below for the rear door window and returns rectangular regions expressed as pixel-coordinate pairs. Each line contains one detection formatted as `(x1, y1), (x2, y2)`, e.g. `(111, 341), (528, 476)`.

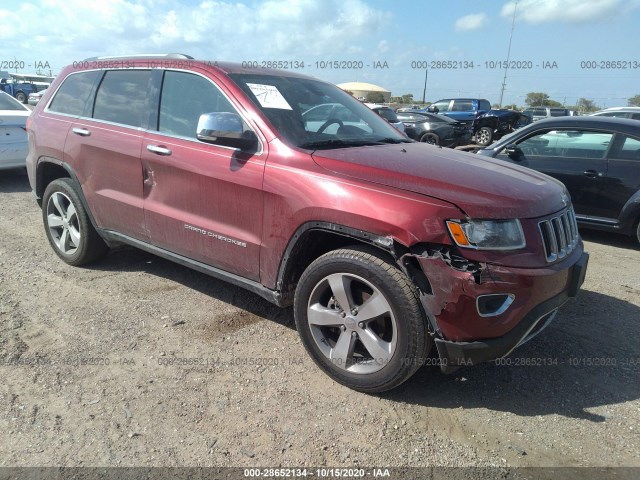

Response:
(616, 136), (640, 161)
(451, 100), (473, 112)
(93, 70), (152, 128)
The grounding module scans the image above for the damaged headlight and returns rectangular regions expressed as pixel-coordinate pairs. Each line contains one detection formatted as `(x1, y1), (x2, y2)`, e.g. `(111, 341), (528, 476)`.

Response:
(446, 219), (526, 250)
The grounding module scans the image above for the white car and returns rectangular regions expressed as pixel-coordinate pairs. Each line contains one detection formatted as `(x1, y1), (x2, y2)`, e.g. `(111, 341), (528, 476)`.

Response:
(0, 91), (30, 170)
(590, 107), (640, 120)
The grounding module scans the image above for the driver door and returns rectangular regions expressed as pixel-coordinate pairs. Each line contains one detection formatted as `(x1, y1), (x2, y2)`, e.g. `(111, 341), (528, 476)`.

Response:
(498, 129), (613, 217)
(142, 70), (266, 281)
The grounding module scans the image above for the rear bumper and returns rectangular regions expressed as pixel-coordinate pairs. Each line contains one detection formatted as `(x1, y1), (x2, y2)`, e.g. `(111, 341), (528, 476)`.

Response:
(410, 249), (589, 372)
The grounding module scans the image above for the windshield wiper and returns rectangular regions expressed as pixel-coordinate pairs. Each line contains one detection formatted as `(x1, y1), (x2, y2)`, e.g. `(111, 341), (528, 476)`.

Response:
(374, 137), (411, 144)
(299, 139), (382, 150)
(299, 137), (411, 150)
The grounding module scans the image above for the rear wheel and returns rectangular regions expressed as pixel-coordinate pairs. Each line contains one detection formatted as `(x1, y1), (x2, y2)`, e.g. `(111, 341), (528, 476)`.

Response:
(475, 126), (493, 146)
(294, 247), (429, 393)
(420, 132), (439, 145)
(635, 218), (640, 245)
(15, 91), (26, 103)
(42, 178), (109, 266)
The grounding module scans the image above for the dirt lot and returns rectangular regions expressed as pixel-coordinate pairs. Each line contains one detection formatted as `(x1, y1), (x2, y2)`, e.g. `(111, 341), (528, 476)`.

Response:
(1, 168), (639, 473)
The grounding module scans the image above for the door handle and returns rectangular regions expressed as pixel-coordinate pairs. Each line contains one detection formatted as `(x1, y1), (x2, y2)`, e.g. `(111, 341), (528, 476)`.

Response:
(146, 145), (172, 156)
(583, 170), (602, 178)
(72, 128), (90, 137)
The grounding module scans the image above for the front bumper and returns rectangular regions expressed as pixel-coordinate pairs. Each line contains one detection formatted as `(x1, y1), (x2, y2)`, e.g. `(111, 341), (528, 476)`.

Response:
(406, 248), (588, 373)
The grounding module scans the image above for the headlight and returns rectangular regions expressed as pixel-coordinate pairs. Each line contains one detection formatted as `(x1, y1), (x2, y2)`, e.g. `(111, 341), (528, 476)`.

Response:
(446, 219), (526, 250)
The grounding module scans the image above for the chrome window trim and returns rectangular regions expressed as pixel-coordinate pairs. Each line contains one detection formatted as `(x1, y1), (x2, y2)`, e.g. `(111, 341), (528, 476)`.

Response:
(43, 67), (264, 156)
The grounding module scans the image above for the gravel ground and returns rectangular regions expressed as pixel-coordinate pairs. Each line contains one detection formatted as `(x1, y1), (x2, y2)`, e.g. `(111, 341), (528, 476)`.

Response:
(1, 168), (639, 473)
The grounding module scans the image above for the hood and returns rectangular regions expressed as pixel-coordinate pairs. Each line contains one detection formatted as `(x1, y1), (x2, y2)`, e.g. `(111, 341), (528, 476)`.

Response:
(311, 143), (568, 219)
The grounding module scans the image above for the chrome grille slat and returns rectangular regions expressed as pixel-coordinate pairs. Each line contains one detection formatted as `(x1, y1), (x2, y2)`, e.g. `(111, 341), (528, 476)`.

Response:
(539, 208), (579, 262)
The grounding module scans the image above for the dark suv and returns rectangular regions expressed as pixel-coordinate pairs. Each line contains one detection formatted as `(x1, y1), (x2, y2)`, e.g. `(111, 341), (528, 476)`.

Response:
(26, 55), (588, 392)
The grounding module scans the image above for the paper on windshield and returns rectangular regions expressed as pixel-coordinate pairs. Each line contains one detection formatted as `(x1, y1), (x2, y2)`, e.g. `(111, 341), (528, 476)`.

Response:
(247, 83), (292, 110)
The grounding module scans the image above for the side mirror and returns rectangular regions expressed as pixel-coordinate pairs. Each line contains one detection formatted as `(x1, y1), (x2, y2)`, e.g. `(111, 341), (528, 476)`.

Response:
(504, 144), (522, 159)
(427, 106), (438, 113)
(196, 112), (257, 151)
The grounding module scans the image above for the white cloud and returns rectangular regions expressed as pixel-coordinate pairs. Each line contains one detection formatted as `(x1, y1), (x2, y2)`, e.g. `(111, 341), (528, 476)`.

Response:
(500, 0), (635, 24)
(0, 0), (392, 73)
(454, 13), (488, 31)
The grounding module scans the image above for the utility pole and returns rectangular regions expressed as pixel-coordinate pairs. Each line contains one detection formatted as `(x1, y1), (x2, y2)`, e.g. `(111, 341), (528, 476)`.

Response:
(422, 69), (428, 104)
(499, 0), (518, 107)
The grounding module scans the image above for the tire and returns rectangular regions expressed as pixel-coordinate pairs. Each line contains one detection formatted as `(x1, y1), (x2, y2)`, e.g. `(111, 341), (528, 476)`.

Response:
(294, 246), (430, 393)
(15, 92), (27, 103)
(420, 132), (439, 145)
(42, 178), (109, 266)
(635, 218), (640, 246)
(475, 126), (493, 146)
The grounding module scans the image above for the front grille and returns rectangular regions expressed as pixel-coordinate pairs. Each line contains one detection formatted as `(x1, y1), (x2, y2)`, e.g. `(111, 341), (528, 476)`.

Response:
(539, 208), (579, 262)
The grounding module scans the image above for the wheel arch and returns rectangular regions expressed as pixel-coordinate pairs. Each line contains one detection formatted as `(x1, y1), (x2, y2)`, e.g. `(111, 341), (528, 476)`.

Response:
(276, 222), (402, 306)
(35, 158), (71, 202)
(618, 189), (640, 236)
(35, 158), (104, 240)
(473, 117), (498, 134)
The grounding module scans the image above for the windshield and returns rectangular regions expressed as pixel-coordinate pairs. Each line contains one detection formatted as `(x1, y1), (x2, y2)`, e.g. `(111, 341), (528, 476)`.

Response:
(0, 93), (29, 111)
(229, 73), (408, 149)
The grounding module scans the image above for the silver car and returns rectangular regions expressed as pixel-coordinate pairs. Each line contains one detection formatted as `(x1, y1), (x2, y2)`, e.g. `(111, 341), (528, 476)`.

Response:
(28, 88), (48, 106)
(0, 91), (30, 170)
(590, 107), (640, 120)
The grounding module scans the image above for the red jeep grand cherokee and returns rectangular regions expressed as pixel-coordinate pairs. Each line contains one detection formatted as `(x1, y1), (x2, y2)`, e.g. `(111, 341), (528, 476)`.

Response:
(26, 54), (588, 392)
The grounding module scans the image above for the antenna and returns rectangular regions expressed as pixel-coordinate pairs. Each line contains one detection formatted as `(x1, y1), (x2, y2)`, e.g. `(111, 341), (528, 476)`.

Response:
(499, 0), (518, 107)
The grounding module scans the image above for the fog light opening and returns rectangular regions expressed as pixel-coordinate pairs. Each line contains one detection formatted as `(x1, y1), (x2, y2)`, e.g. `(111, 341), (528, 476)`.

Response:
(476, 294), (515, 317)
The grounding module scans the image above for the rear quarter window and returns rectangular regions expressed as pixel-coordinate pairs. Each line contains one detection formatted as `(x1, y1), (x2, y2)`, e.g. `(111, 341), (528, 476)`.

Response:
(48, 70), (101, 116)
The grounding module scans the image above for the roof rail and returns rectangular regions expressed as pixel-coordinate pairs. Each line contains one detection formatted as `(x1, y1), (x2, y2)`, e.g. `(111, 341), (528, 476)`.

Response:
(83, 53), (194, 61)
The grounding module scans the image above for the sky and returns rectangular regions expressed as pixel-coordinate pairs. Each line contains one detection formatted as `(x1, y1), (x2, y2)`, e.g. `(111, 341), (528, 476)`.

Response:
(1, 0), (639, 107)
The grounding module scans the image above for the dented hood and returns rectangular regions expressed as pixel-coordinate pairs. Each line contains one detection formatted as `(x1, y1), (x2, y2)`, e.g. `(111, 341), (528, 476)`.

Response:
(311, 143), (568, 219)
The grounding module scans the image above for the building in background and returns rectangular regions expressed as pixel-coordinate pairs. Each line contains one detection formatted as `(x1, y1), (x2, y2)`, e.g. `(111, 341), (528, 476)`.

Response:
(337, 82), (391, 103)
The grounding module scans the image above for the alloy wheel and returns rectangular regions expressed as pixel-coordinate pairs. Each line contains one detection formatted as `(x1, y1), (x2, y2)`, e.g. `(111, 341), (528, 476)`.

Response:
(306, 273), (397, 374)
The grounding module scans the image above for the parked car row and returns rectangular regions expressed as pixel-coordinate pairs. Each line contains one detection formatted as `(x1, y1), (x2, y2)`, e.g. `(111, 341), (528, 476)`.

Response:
(397, 98), (531, 147)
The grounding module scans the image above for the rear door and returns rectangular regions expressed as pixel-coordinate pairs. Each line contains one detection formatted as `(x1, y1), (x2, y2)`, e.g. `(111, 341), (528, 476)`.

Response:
(497, 128), (613, 217)
(141, 70), (266, 281)
(64, 69), (151, 240)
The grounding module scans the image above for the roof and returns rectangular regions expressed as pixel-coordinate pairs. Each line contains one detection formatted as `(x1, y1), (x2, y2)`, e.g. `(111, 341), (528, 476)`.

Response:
(337, 82), (390, 93)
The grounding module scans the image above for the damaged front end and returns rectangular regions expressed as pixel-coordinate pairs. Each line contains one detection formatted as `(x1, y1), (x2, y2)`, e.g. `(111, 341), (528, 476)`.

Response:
(396, 243), (588, 373)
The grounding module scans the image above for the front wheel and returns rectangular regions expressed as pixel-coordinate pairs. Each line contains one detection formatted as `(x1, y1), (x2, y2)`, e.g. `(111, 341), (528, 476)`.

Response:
(475, 126), (493, 146)
(15, 91), (27, 103)
(294, 247), (429, 392)
(42, 178), (109, 266)
(420, 132), (439, 145)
